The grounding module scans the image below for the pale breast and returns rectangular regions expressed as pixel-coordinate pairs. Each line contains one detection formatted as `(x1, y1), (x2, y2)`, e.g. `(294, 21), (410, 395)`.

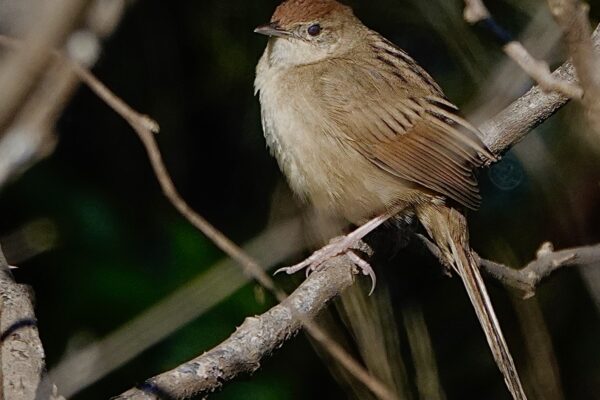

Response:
(255, 58), (417, 223)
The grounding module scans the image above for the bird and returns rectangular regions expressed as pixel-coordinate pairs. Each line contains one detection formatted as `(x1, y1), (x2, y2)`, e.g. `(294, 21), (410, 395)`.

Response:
(254, 0), (527, 399)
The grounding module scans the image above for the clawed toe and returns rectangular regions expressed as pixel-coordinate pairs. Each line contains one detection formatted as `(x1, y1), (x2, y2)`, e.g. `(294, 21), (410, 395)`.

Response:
(347, 251), (377, 295)
(274, 245), (377, 295)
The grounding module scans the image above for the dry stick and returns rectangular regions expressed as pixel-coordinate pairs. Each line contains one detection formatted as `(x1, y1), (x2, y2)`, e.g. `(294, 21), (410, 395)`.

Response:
(0, 0), (91, 136)
(0, 1), (128, 188)
(114, 257), (356, 400)
(418, 235), (600, 298)
(0, 245), (46, 400)
(547, 0), (600, 132)
(479, 242), (600, 298)
(463, 0), (583, 99)
(73, 59), (397, 400)
(480, 24), (599, 154)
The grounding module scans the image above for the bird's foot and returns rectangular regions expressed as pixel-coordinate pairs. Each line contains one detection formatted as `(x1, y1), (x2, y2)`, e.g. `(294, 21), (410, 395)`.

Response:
(275, 235), (377, 294)
(275, 212), (397, 294)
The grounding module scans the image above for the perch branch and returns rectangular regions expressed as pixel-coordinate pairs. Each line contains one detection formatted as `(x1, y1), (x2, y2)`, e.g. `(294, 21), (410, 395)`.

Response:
(114, 256), (356, 399)
(0, 244), (46, 400)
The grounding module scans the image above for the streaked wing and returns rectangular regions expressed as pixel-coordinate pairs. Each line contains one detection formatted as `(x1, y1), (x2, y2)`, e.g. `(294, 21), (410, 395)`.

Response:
(318, 35), (493, 209)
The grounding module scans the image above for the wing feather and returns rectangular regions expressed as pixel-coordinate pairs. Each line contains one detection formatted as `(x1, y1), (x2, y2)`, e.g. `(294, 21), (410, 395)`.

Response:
(317, 44), (493, 209)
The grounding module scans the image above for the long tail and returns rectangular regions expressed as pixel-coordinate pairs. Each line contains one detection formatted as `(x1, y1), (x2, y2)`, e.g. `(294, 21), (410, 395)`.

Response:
(418, 204), (527, 400)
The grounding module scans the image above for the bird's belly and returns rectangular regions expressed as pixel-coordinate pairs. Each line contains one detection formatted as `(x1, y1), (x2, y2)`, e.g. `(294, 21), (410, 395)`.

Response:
(260, 94), (416, 223)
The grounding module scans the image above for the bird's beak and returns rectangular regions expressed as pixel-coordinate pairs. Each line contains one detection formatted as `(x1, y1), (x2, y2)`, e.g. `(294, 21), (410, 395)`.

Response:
(254, 22), (290, 38)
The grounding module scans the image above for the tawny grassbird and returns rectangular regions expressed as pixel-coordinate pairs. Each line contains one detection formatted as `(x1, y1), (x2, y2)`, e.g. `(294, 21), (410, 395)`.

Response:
(254, 0), (526, 398)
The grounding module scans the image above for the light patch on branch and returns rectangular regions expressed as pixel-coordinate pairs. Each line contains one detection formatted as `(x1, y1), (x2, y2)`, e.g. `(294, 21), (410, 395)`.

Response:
(463, 0), (490, 24)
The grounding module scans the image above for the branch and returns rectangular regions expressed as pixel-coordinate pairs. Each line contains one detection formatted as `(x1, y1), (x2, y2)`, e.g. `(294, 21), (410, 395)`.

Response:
(0, 244), (47, 400)
(547, 0), (600, 133)
(479, 24), (599, 154)
(114, 256), (356, 399)
(463, 0), (584, 100)
(0, 0), (128, 188)
(479, 242), (600, 298)
(48, 217), (304, 398)
(0, 0), (91, 135)
(418, 235), (600, 298)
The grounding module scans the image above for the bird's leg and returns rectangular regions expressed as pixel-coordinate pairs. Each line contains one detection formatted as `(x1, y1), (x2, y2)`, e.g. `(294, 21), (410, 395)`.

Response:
(275, 210), (396, 293)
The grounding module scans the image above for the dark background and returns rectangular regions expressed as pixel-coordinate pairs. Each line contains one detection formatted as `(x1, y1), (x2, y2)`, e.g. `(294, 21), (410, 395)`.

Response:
(1, 0), (600, 398)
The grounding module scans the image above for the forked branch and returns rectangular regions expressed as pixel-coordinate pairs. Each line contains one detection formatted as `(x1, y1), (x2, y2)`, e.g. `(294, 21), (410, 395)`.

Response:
(418, 235), (600, 297)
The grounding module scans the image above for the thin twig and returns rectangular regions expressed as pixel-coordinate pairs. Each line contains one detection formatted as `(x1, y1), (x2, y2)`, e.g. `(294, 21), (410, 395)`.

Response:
(503, 42), (583, 99)
(547, 0), (600, 132)
(463, 0), (584, 99)
(479, 24), (600, 154)
(0, 0), (91, 136)
(418, 234), (600, 298)
(479, 242), (600, 298)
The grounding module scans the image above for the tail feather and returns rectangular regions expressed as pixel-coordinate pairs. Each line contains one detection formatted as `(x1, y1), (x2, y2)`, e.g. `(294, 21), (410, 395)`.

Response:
(418, 205), (527, 400)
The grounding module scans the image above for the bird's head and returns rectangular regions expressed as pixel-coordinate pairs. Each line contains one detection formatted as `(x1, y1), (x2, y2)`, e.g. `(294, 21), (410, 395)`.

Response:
(255, 0), (361, 67)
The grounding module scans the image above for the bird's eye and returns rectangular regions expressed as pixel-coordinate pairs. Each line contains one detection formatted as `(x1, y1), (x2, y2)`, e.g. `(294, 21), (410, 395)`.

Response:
(307, 24), (321, 36)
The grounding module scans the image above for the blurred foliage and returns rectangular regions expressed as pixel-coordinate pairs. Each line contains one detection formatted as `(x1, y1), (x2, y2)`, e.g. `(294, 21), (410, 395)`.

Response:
(1, 0), (600, 399)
